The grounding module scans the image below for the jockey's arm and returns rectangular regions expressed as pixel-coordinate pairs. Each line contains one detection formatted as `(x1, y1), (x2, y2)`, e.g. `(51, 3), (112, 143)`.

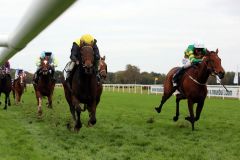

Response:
(70, 42), (80, 62)
(93, 44), (100, 60)
(189, 54), (202, 64)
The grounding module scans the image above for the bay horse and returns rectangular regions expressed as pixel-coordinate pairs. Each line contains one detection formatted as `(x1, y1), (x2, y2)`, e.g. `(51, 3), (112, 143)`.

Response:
(33, 59), (55, 115)
(12, 72), (25, 105)
(155, 49), (225, 130)
(62, 46), (103, 131)
(0, 66), (11, 110)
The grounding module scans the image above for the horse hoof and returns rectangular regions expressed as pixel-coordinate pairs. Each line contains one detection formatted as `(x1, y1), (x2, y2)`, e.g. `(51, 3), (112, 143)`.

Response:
(38, 110), (43, 116)
(155, 107), (160, 113)
(185, 116), (190, 121)
(3, 107), (7, 110)
(74, 124), (82, 131)
(173, 116), (178, 122)
(88, 123), (93, 127)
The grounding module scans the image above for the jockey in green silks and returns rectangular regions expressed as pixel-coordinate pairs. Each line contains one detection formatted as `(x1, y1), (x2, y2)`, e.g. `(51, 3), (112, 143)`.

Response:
(172, 43), (207, 87)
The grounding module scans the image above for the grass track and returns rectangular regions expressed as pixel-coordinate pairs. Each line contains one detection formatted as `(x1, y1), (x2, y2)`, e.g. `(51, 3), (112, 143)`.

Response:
(0, 87), (239, 160)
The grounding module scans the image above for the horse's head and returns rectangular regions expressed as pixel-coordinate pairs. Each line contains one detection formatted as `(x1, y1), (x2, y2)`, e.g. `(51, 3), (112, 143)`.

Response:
(0, 66), (6, 79)
(18, 72), (25, 86)
(40, 59), (51, 75)
(80, 46), (94, 74)
(99, 56), (107, 80)
(204, 49), (225, 79)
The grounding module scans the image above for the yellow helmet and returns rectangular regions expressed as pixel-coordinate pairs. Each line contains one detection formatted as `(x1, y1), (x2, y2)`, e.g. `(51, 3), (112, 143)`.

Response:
(80, 34), (94, 46)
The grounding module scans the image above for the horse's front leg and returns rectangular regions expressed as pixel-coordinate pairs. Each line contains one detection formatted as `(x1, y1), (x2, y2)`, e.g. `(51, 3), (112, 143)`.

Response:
(72, 96), (82, 131)
(15, 92), (20, 105)
(7, 93), (11, 106)
(3, 93), (9, 110)
(185, 100), (195, 131)
(37, 94), (43, 116)
(47, 95), (53, 108)
(173, 94), (186, 121)
(88, 101), (97, 127)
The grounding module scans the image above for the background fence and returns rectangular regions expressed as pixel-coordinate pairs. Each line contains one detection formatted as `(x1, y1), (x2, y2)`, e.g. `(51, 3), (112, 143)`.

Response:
(103, 84), (240, 100)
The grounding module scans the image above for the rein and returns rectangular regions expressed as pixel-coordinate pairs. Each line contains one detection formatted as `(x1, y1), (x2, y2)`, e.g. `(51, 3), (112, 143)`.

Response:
(185, 72), (206, 86)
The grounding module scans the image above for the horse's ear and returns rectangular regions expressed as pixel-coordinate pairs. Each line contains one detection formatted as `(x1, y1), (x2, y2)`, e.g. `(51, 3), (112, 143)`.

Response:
(216, 48), (219, 54)
(102, 56), (105, 60)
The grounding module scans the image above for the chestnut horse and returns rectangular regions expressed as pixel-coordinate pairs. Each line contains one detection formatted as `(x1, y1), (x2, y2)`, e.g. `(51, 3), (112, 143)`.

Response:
(155, 49), (225, 130)
(0, 66), (11, 110)
(62, 46), (104, 131)
(33, 59), (55, 115)
(12, 72), (25, 105)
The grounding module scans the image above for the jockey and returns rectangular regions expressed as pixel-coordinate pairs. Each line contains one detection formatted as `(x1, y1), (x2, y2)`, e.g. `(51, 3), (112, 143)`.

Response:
(172, 43), (207, 87)
(33, 51), (58, 84)
(15, 69), (26, 80)
(65, 34), (101, 84)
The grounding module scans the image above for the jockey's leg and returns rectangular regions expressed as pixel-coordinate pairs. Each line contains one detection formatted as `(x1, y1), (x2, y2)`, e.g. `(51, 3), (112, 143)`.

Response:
(172, 62), (192, 87)
(172, 67), (185, 86)
(33, 68), (40, 84)
(65, 61), (75, 88)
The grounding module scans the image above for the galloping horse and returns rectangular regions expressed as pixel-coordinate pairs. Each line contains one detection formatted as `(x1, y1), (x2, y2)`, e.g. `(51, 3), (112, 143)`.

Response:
(12, 72), (25, 105)
(33, 59), (55, 115)
(62, 46), (101, 131)
(0, 66), (11, 109)
(155, 49), (225, 130)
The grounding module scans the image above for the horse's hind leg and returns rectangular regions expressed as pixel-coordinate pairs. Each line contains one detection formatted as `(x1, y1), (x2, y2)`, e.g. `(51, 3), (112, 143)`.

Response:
(155, 88), (175, 113)
(195, 100), (205, 121)
(173, 94), (185, 121)
(185, 100), (195, 131)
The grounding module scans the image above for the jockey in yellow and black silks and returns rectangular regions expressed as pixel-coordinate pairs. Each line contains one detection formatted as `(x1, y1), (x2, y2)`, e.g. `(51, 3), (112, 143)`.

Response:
(65, 34), (101, 85)
(33, 51), (58, 84)
(172, 43), (207, 87)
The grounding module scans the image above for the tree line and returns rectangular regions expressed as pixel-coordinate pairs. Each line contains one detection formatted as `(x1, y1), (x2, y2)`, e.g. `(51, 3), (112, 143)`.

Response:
(104, 64), (239, 85)
(10, 64), (239, 85)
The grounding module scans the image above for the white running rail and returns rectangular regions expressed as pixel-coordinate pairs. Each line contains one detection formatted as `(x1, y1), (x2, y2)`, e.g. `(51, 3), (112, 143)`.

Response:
(0, 0), (77, 65)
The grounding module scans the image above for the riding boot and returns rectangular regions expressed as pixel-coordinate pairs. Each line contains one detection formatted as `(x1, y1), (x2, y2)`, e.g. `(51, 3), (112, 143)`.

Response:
(173, 67), (185, 87)
(66, 71), (72, 91)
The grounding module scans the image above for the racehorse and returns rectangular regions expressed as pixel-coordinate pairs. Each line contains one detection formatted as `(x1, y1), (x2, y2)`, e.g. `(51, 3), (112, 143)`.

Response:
(0, 66), (11, 109)
(155, 49), (225, 130)
(62, 46), (103, 131)
(12, 72), (25, 105)
(33, 58), (55, 115)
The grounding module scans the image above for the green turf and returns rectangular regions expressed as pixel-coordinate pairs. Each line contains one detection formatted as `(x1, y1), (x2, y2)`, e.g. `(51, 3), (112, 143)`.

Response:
(0, 87), (239, 160)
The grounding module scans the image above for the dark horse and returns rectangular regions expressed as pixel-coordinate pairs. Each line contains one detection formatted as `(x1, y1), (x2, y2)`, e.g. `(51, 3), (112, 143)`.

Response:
(62, 46), (103, 131)
(33, 59), (55, 115)
(155, 49), (225, 130)
(12, 72), (25, 105)
(0, 66), (11, 110)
